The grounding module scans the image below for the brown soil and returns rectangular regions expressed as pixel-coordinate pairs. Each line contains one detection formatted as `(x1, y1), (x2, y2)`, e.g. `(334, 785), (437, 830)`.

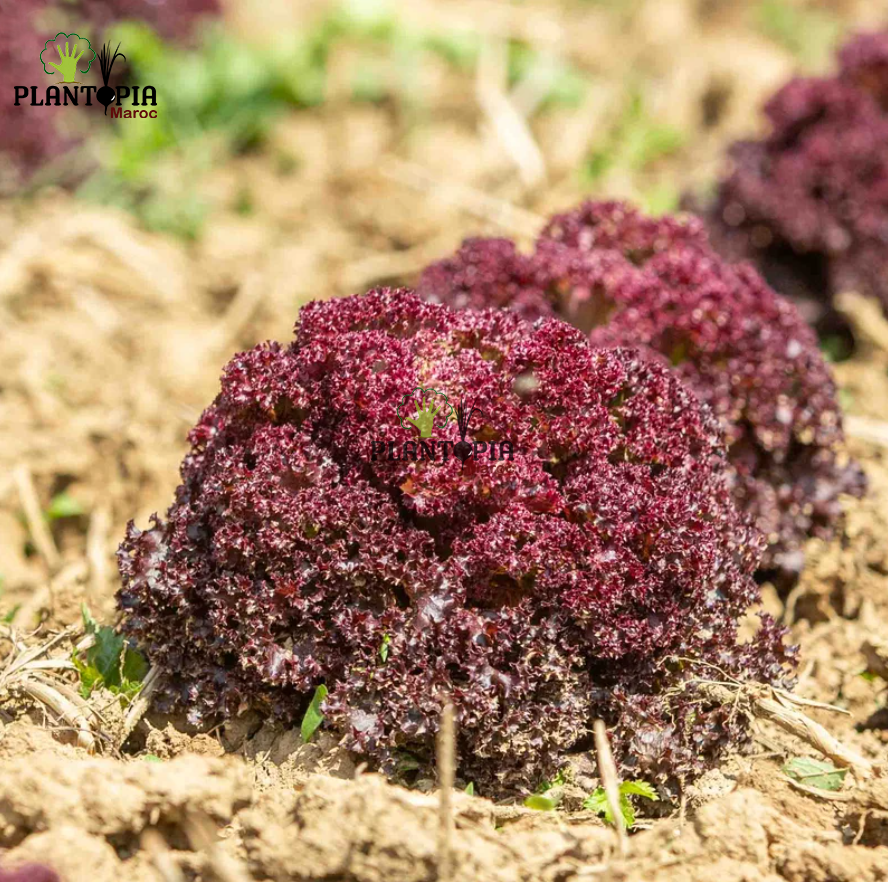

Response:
(2, 1), (888, 880)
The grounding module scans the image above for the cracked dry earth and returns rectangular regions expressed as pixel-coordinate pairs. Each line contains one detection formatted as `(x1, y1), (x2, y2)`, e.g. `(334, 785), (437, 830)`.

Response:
(0, 710), (887, 882)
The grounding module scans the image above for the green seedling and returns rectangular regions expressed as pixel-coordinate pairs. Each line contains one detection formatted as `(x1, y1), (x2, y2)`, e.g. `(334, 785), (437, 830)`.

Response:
(74, 605), (148, 700)
(0, 577), (19, 625)
(45, 491), (85, 522)
(524, 770), (566, 810)
(524, 794), (558, 811)
(585, 88), (684, 184)
(583, 780), (658, 827)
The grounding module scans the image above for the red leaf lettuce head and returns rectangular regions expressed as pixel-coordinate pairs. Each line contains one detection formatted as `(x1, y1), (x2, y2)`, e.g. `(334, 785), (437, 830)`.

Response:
(418, 201), (864, 579)
(701, 28), (888, 321)
(118, 287), (794, 792)
(0, 3), (69, 189)
(0, 866), (60, 882)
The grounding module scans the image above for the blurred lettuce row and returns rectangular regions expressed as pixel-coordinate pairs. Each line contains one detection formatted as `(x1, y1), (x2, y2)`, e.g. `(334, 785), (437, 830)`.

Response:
(0, 3), (63, 190)
(699, 28), (888, 328)
(0, 0), (220, 194)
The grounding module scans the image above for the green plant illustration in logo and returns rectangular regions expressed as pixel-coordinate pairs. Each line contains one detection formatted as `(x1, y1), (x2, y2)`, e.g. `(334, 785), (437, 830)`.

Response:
(398, 387), (453, 439)
(41, 33), (96, 84)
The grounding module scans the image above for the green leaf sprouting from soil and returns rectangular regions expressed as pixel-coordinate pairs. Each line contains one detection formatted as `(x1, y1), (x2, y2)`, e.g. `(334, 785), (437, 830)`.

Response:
(45, 491), (86, 522)
(782, 757), (848, 791)
(379, 633), (391, 662)
(524, 794), (558, 811)
(583, 780), (658, 827)
(0, 577), (20, 624)
(301, 683), (328, 743)
(74, 604), (148, 700)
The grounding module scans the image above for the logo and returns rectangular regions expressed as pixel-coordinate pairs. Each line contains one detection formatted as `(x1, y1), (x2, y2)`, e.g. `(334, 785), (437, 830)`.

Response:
(14, 33), (157, 119)
(96, 42), (127, 115)
(398, 387), (453, 439)
(40, 34), (95, 84)
(372, 389), (514, 464)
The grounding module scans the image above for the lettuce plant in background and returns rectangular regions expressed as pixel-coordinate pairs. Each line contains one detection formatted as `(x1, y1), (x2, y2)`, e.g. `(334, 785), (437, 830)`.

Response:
(0, 2), (73, 191)
(701, 29), (888, 331)
(419, 201), (865, 580)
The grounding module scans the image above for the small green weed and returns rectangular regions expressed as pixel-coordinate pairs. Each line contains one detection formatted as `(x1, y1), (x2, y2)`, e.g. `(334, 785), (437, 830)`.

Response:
(583, 780), (658, 827)
(73, 605), (148, 700)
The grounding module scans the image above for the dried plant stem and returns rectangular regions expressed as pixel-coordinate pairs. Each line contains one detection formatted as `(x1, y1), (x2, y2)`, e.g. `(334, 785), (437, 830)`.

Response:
(437, 702), (456, 882)
(13, 464), (60, 573)
(120, 666), (160, 746)
(593, 718), (628, 857)
(380, 157), (544, 240)
(1, 625), (106, 753)
(1, 625), (75, 683)
(86, 504), (111, 608)
(697, 682), (873, 777)
(755, 695), (872, 775)
(141, 829), (186, 882)
(836, 290), (888, 354)
(184, 812), (251, 882)
(476, 39), (546, 187)
(845, 415), (888, 450)
(16, 676), (96, 752)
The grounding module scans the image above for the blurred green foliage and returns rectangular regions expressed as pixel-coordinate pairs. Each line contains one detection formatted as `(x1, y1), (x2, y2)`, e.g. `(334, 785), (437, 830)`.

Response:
(0, 575), (20, 625)
(639, 181), (681, 216)
(755, 0), (840, 69)
(45, 490), (86, 522)
(79, 0), (589, 238)
(583, 87), (685, 184)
